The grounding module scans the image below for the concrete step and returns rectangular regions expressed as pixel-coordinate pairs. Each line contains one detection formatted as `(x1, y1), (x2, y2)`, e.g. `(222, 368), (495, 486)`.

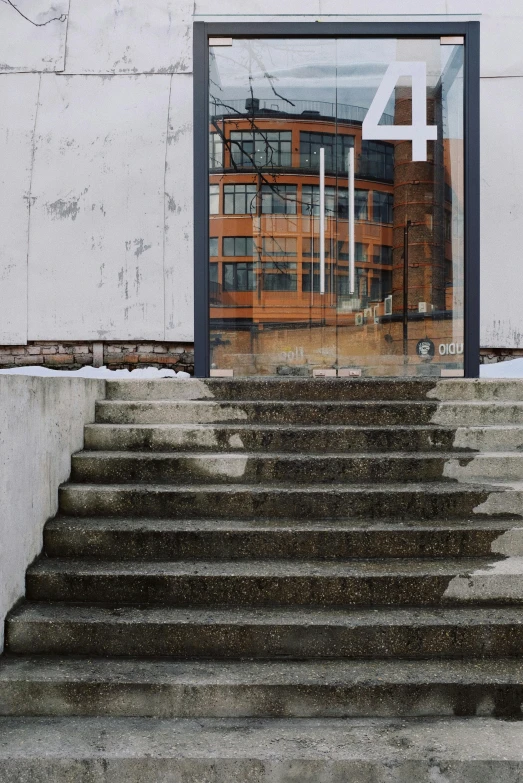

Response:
(8, 603), (523, 658)
(3, 716), (523, 781)
(83, 422), (523, 454)
(106, 377), (441, 402)
(95, 399), (523, 427)
(26, 557), (508, 607)
(44, 517), (519, 560)
(105, 377), (523, 401)
(58, 481), (503, 520)
(2, 657), (523, 718)
(69, 451), (523, 485)
(84, 423), (467, 454)
(95, 399), (441, 426)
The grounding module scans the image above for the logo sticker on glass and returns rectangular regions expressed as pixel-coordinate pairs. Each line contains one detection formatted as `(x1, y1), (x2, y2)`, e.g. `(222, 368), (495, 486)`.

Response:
(416, 339), (435, 358)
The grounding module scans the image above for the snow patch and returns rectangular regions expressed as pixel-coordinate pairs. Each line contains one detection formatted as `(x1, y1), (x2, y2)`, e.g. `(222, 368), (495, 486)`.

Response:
(491, 527), (523, 556)
(0, 366), (191, 380)
(191, 455), (248, 479)
(444, 557), (523, 602)
(481, 358), (523, 378)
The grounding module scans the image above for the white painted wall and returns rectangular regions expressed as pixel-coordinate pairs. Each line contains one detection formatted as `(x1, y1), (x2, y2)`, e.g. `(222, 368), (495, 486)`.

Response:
(0, 0), (69, 73)
(0, 0), (522, 348)
(0, 74), (40, 344)
(0, 376), (105, 650)
(28, 73), (171, 341)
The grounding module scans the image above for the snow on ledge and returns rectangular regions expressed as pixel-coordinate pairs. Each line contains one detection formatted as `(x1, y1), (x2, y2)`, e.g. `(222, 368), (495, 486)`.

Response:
(480, 358), (523, 379)
(0, 366), (191, 380)
(4, 360), (523, 380)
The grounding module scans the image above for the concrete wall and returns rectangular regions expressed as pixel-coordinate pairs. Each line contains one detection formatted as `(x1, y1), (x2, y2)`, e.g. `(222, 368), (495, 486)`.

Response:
(0, 0), (522, 348)
(0, 376), (105, 650)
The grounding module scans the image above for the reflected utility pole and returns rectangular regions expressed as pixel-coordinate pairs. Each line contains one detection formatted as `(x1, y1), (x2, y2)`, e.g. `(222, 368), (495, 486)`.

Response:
(403, 220), (412, 360)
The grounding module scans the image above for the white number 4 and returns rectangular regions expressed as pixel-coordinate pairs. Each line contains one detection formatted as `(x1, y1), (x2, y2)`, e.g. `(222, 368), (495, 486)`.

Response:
(362, 62), (437, 162)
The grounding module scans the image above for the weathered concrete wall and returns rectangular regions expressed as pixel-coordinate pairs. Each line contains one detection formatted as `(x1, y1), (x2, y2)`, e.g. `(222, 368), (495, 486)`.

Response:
(0, 376), (105, 650)
(0, 0), (522, 348)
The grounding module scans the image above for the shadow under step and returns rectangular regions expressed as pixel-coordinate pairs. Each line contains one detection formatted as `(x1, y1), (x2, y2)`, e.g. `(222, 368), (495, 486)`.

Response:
(26, 557), (511, 608)
(95, 400), (523, 427)
(58, 481), (513, 520)
(44, 516), (521, 560)
(70, 451), (523, 484)
(1, 657), (523, 719)
(8, 603), (523, 659)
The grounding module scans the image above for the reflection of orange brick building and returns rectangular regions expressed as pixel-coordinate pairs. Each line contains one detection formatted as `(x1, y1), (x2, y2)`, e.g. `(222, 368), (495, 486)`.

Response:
(209, 106), (395, 325)
(209, 101), (463, 376)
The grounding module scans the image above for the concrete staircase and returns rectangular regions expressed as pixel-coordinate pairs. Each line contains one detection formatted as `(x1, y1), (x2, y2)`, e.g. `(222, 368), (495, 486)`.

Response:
(3, 377), (523, 780)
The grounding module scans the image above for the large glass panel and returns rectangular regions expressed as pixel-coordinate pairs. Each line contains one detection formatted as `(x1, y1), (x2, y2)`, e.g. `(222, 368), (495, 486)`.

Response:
(208, 36), (465, 377)
(335, 38), (465, 377)
(209, 38), (338, 376)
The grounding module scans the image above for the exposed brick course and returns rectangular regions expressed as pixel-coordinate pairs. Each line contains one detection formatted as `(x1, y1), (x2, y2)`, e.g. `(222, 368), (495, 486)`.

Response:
(0, 342), (194, 374)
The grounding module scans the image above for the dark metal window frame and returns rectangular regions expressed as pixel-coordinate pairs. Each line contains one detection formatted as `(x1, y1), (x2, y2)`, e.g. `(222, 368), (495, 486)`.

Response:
(194, 21), (480, 377)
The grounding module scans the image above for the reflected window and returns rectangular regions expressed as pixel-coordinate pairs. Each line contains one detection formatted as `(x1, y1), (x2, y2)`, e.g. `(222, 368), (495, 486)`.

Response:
(210, 184), (220, 215)
(209, 133), (223, 168)
(304, 237), (333, 258)
(223, 236), (254, 257)
(445, 258), (453, 287)
(210, 237), (218, 257)
(370, 276), (380, 301)
(382, 270), (392, 297)
(356, 243), (368, 262)
(300, 132), (354, 173)
(355, 190), (369, 221)
(373, 245), (393, 265)
(261, 185), (297, 215)
(263, 237), (297, 257)
(359, 141), (394, 181)
(336, 241), (367, 262)
(262, 262), (297, 291)
(224, 184), (257, 215)
(372, 191), (393, 224)
(209, 262), (220, 304)
(358, 270), (368, 299)
(223, 262), (255, 291)
(302, 185), (336, 216)
(230, 131), (292, 169)
(445, 211), (452, 241)
(303, 262), (331, 292)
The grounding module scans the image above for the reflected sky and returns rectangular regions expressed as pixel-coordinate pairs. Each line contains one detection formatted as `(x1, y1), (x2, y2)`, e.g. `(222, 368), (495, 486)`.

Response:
(210, 37), (463, 137)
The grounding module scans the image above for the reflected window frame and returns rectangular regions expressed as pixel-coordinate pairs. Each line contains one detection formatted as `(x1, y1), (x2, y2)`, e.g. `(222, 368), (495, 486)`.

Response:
(223, 261), (256, 291)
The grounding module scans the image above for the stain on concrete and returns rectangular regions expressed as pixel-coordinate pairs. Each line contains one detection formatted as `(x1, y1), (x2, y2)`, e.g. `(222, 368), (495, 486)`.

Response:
(133, 239), (151, 258)
(45, 198), (80, 221)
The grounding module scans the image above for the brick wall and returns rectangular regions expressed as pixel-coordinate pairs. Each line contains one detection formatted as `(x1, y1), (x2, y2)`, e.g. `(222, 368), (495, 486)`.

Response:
(480, 348), (523, 365)
(0, 342), (194, 374)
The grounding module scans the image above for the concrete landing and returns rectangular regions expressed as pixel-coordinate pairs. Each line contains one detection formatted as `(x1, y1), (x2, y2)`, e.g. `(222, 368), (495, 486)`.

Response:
(0, 717), (523, 782)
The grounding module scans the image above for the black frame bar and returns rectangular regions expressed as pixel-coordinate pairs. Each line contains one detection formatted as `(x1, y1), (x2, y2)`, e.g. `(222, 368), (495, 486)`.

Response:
(193, 21), (480, 378)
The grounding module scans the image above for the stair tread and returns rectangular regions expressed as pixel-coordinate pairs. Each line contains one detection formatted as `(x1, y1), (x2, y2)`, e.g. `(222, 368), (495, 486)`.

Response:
(73, 450), (523, 459)
(98, 399), (523, 406)
(61, 480), (512, 491)
(47, 516), (521, 532)
(3, 656), (523, 686)
(11, 602), (523, 626)
(28, 557), (500, 578)
(3, 716), (523, 766)
(85, 422), (523, 429)
(87, 425), (457, 432)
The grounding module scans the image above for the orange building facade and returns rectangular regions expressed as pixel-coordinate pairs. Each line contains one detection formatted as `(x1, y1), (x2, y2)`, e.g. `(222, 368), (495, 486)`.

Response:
(208, 96), (464, 377)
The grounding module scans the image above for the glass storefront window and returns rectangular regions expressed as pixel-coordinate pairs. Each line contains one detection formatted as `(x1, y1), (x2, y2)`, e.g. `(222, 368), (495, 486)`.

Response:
(208, 36), (466, 377)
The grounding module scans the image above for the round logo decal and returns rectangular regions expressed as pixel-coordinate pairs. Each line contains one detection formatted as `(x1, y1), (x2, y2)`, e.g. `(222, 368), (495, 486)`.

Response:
(416, 338), (435, 358)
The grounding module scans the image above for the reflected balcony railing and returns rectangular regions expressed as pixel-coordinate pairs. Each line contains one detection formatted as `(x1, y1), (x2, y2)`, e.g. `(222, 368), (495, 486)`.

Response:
(210, 98), (393, 126)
